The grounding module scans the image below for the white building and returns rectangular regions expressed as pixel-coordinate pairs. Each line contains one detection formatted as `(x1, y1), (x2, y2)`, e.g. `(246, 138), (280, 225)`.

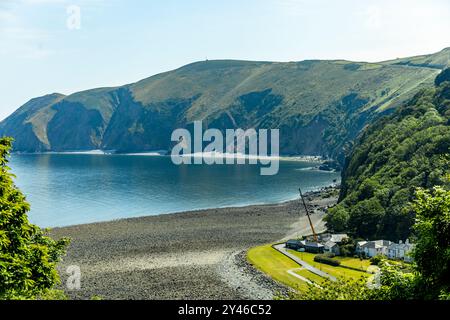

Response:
(356, 240), (392, 258)
(356, 239), (414, 262)
(387, 240), (414, 262)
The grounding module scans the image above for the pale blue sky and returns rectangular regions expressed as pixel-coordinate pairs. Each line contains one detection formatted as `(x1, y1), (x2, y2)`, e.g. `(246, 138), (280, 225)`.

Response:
(1, 0), (450, 120)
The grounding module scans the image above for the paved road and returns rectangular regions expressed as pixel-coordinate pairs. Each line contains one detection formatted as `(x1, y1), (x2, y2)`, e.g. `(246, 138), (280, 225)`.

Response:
(273, 244), (337, 282)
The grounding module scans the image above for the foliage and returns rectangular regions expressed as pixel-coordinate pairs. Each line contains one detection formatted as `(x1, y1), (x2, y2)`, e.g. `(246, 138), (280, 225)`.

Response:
(325, 76), (450, 241)
(324, 206), (349, 232)
(372, 261), (417, 300)
(37, 289), (69, 300)
(411, 186), (450, 299)
(338, 237), (356, 257)
(0, 138), (69, 300)
(290, 186), (450, 300)
(287, 277), (375, 300)
(296, 70), (450, 300)
(370, 255), (383, 266)
(435, 68), (450, 86)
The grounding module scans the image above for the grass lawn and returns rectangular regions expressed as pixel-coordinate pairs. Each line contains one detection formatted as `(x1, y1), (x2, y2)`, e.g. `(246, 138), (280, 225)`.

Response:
(247, 244), (310, 291)
(293, 269), (326, 285)
(288, 251), (370, 280)
(247, 245), (371, 293)
(333, 256), (371, 271)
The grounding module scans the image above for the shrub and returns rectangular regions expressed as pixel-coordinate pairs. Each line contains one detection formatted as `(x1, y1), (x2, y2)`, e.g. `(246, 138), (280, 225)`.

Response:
(370, 255), (383, 266)
(314, 254), (341, 266)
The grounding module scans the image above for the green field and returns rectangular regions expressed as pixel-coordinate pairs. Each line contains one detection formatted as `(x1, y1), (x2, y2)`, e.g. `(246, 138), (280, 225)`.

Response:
(247, 244), (371, 292)
(247, 245), (309, 291)
(293, 269), (326, 285)
(288, 251), (370, 280)
(333, 256), (371, 271)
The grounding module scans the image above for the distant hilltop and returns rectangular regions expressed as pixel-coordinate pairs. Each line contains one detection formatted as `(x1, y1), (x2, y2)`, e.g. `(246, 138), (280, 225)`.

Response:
(1, 48), (450, 163)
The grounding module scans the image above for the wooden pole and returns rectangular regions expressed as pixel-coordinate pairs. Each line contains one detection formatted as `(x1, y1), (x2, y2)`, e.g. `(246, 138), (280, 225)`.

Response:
(299, 188), (318, 242)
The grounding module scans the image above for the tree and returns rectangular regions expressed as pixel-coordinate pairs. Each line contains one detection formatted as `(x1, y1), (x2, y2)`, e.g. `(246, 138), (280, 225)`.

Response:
(324, 206), (349, 232)
(0, 138), (69, 299)
(412, 186), (450, 299)
(348, 198), (385, 239)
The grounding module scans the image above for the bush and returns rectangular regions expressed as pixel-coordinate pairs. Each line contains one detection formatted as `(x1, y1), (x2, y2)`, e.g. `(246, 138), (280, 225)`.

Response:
(314, 254), (341, 266)
(370, 255), (383, 266)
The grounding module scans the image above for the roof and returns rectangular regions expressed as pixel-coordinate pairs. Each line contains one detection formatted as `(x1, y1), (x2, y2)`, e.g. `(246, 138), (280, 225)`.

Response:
(330, 234), (348, 243)
(325, 240), (338, 248)
(304, 241), (324, 248)
(375, 240), (392, 247)
(286, 239), (302, 245)
(365, 242), (382, 249)
(389, 242), (414, 250)
(362, 240), (392, 249)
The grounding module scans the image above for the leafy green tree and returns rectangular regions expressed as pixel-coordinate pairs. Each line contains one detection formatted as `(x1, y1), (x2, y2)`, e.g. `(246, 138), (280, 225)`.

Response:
(0, 138), (69, 299)
(412, 187), (450, 299)
(324, 206), (349, 232)
(373, 260), (417, 300)
(348, 198), (385, 239)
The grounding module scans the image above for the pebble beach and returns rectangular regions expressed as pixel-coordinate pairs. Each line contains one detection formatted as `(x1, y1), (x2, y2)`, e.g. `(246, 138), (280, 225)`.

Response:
(49, 187), (338, 300)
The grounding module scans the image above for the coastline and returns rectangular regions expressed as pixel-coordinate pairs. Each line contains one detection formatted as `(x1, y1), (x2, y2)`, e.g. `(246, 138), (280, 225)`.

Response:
(44, 183), (340, 229)
(12, 150), (325, 163)
(49, 186), (339, 300)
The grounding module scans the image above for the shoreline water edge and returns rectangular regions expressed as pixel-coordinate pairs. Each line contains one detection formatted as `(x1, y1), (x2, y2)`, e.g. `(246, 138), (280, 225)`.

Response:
(49, 185), (339, 300)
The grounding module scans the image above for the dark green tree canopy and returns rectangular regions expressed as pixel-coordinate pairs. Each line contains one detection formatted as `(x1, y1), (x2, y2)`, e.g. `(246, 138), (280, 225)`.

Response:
(435, 68), (450, 86)
(326, 77), (450, 241)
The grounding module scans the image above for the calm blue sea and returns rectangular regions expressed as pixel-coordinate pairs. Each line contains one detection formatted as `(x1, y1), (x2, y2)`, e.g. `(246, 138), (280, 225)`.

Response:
(9, 154), (340, 227)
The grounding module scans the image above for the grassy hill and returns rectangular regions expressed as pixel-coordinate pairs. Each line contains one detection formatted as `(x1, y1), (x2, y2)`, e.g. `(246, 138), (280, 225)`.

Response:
(1, 48), (449, 157)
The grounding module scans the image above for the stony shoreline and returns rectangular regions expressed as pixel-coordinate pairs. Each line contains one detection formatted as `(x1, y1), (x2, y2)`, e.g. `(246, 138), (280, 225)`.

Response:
(50, 187), (338, 300)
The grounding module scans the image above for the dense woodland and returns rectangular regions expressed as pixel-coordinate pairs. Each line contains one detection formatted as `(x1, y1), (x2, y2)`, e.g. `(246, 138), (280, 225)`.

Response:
(326, 70), (450, 241)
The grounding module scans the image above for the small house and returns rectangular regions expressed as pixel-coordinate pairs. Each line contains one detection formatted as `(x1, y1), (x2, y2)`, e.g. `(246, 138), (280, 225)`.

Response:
(302, 241), (325, 254)
(324, 240), (340, 255)
(356, 241), (368, 255)
(387, 240), (414, 262)
(285, 239), (302, 250)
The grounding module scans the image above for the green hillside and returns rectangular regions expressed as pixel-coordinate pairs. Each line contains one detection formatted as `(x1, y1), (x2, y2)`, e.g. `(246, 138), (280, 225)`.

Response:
(1, 48), (449, 157)
(325, 69), (450, 241)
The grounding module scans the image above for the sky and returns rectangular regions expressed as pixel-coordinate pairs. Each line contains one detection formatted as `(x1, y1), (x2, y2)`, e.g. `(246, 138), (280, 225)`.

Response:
(1, 0), (450, 121)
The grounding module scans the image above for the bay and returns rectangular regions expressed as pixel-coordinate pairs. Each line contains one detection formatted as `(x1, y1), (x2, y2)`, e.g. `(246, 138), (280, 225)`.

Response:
(9, 154), (340, 227)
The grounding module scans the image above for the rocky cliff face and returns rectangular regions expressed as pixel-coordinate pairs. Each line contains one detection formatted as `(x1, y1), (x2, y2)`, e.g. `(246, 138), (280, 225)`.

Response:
(2, 48), (449, 159)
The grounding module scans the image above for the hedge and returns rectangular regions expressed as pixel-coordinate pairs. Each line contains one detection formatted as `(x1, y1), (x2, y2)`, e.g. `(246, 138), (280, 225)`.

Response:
(314, 254), (341, 267)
